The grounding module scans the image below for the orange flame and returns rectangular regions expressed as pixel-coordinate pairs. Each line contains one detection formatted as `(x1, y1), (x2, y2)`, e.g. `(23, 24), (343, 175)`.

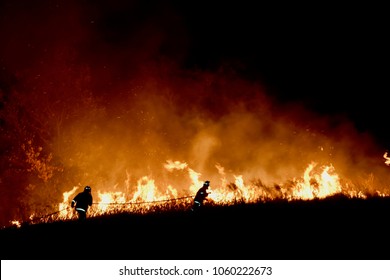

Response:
(291, 162), (342, 200)
(384, 152), (390, 166)
(9, 157), (390, 227)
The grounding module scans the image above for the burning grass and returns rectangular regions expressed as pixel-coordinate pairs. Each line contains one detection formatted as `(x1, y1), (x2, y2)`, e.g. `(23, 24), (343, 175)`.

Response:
(2, 152), (390, 236)
(1, 194), (390, 260)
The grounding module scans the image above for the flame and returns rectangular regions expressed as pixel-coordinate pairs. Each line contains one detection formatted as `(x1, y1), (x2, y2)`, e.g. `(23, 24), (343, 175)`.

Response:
(11, 220), (21, 228)
(58, 186), (78, 219)
(291, 162), (342, 200)
(8, 156), (390, 227)
(384, 152), (390, 166)
(97, 191), (126, 213)
(164, 160), (188, 171)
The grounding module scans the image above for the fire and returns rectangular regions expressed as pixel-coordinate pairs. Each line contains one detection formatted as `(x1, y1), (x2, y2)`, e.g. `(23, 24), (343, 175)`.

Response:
(164, 160), (188, 171)
(9, 157), (390, 227)
(58, 186), (78, 219)
(11, 220), (21, 228)
(384, 152), (390, 166)
(291, 162), (342, 200)
(97, 191), (126, 213)
(2, 1), (390, 231)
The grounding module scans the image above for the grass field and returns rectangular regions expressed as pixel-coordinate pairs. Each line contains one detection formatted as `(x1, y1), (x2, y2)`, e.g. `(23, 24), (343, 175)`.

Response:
(1, 195), (389, 260)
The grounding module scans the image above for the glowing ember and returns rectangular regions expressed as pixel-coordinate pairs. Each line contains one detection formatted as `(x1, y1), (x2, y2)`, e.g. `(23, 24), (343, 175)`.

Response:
(11, 220), (21, 228)
(384, 152), (390, 166)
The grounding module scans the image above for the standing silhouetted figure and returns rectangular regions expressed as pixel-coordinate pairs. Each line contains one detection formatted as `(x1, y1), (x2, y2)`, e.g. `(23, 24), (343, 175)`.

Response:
(191, 181), (210, 212)
(71, 186), (93, 221)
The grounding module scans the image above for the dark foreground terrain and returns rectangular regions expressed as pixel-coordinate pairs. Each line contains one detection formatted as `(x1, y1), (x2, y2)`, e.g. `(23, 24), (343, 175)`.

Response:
(1, 195), (390, 260)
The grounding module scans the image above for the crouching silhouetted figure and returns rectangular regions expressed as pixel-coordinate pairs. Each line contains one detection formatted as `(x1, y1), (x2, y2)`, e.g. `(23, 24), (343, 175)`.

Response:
(191, 181), (210, 212)
(71, 186), (93, 221)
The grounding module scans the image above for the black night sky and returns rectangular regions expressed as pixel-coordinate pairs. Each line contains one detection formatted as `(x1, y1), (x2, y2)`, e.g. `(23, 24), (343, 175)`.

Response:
(181, 1), (389, 146)
(2, 1), (388, 143)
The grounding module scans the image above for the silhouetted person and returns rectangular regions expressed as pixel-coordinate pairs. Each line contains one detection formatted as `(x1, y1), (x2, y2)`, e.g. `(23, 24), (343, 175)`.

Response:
(191, 181), (210, 212)
(71, 186), (93, 221)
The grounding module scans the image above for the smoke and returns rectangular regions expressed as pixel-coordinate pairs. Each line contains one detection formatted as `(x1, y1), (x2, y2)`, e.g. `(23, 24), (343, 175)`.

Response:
(0, 0), (389, 227)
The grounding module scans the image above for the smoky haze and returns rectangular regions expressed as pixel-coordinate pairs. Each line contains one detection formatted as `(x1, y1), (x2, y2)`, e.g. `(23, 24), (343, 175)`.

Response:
(0, 0), (389, 227)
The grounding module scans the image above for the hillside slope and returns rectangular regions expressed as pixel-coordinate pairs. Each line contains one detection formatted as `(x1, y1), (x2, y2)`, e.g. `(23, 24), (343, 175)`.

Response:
(1, 196), (389, 260)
